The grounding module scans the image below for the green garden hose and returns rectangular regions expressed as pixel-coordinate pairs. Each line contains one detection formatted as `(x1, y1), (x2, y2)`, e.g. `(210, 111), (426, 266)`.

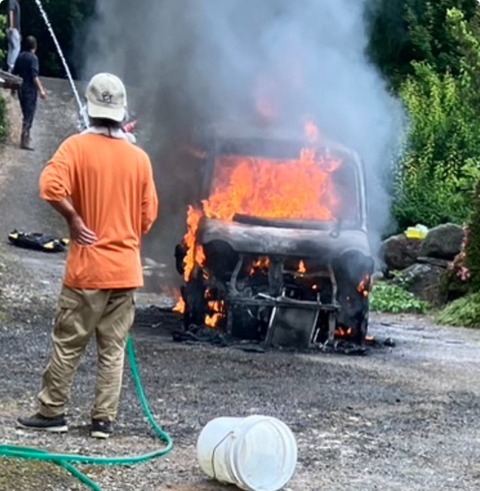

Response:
(0, 336), (174, 490)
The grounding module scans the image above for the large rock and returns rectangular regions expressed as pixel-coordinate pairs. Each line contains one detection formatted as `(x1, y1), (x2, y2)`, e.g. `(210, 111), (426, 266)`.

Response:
(395, 262), (446, 306)
(382, 234), (422, 271)
(419, 223), (464, 260)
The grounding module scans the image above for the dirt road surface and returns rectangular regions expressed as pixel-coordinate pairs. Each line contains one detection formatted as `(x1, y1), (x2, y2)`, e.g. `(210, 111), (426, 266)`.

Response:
(0, 80), (479, 491)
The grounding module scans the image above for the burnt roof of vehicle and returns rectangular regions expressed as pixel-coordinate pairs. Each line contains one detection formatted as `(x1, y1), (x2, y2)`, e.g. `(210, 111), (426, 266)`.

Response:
(204, 122), (360, 161)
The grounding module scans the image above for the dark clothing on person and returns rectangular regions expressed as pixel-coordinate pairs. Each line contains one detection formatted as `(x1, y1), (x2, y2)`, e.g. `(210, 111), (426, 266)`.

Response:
(19, 90), (37, 133)
(8, 0), (21, 32)
(13, 51), (39, 90)
(13, 50), (40, 141)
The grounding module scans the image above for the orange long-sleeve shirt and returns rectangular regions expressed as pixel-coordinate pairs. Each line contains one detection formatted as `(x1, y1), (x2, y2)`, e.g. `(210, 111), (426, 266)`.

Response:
(39, 133), (158, 289)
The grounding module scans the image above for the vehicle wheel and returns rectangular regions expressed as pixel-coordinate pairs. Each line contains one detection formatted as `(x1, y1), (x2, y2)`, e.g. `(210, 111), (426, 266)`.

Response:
(352, 299), (369, 345)
(182, 273), (206, 329)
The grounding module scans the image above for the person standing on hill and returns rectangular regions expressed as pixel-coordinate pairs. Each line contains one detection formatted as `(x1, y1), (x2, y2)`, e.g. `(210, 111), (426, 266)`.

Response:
(12, 35), (47, 150)
(6, 0), (21, 72)
(17, 73), (159, 439)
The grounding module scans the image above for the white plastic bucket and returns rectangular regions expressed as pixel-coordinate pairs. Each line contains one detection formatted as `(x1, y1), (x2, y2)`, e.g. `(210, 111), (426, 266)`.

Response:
(197, 415), (298, 491)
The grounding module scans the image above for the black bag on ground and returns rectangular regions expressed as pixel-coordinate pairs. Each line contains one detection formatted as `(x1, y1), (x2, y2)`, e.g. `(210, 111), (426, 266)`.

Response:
(8, 230), (69, 253)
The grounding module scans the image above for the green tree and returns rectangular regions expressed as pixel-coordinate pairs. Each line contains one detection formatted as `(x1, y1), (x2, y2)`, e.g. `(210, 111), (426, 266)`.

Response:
(11, 0), (95, 77)
(466, 180), (480, 292)
(0, 14), (6, 67)
(393, 8), (480, 229)
(367, 0), (479, 87)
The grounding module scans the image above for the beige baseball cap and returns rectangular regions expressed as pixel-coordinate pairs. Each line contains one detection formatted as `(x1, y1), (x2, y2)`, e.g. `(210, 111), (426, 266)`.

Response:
(85, 73), (127, 122)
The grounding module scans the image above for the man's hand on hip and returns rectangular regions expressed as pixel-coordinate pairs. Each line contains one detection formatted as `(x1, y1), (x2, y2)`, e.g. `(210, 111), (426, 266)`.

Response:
(68, 215), (98, 246)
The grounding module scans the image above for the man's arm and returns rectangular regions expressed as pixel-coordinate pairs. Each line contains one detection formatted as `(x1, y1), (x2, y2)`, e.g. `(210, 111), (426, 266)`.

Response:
(141, 159), (159, 234)
(9, 6), (14, 31)
(40, 138), (97, 246)
(34, 77), (47, 99)
(32, 57), (47, 99)
(46, 199), (97, 246)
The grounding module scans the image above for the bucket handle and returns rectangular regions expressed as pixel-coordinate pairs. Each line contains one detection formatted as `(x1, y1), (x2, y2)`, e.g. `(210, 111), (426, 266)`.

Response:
(211, 430), (235, 481)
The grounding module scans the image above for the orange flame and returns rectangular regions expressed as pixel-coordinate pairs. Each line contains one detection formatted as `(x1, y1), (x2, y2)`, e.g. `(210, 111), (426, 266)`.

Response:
(205, 298), (225, 328)
(199, 121), (339, 224)
(357, 275), (371, 298)
(182, 206), (204, 281)
(173, 297), (185, 314)
(205, 314), (223, 328)
(336, 327), (353, 338)
(180, 121), (343, 329)
(202, 151), (339, 223)
(249, 256), (271, 275)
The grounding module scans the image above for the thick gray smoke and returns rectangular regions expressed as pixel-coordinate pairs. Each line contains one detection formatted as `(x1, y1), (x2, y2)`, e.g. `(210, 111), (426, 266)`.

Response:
(82, 0), (401, 287)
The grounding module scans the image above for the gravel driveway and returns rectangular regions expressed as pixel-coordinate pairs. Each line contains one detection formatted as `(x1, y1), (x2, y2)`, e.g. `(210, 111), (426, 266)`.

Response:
(1, 247), (480, 491)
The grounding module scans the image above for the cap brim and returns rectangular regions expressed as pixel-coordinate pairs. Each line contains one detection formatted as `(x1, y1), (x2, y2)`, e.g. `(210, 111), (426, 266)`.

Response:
(87, 101), (125, 123)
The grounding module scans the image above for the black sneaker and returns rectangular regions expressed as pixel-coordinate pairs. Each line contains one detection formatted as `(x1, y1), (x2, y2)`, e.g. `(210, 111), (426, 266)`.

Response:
(17, 413), (68, 433)
(90, 419), (113, 439)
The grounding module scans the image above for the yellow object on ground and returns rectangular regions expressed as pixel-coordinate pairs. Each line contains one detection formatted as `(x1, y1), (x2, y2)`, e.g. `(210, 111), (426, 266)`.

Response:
(405, 224), (428, 240)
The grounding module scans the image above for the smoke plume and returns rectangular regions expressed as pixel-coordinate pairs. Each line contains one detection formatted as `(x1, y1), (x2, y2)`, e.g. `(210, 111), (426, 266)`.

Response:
(82, 0), (401, 288)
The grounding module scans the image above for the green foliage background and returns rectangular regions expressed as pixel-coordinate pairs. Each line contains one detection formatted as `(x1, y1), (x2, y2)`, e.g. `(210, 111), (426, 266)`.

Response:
(368, 3), (480, 230)
(368, 0), (480, 316)
(394, 60), (480, 228)
(2, 0), (95, 77)
(370, 281), (429, 314)
(466, 180), (480, 293)
(437, 292), (480, 328)
(367, 0), (479, 88)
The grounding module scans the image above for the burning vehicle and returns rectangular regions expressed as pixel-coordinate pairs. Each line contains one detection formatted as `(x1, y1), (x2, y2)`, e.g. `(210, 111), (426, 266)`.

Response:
(174, 122), (374, 348)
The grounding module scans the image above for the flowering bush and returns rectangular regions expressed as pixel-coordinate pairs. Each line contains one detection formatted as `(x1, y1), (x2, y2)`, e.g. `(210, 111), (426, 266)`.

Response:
(439, 226), (471, 303)
(466, 177), (480, 292)
(449, 226), (471, 282)
(438, 179), (480, 325)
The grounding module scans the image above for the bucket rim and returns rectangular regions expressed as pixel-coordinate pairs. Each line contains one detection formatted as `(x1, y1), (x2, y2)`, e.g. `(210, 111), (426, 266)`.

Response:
(231, 415), (298, 491)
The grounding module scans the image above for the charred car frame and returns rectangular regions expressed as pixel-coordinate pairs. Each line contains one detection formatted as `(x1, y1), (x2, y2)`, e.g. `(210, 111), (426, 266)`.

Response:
(175, 126), (374, 348)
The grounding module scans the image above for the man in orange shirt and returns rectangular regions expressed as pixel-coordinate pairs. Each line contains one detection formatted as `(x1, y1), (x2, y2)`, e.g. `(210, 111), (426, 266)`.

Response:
(17, 73), (158, 439)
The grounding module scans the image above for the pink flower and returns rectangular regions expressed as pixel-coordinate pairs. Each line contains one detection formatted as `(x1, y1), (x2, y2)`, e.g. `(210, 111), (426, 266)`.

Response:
(458, 266), (471, 282)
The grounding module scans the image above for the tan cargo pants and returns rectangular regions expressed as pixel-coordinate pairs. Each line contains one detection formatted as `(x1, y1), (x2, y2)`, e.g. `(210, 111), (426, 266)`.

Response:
(37, 286), (135, 422)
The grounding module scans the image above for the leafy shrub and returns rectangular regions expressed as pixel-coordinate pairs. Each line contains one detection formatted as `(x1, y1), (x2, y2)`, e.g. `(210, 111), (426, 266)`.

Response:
(367, 0), (479, 89)
(394, 62), (480, 229)
(437, 292), (480, 328)
(0, 15), (5, 67)
(370, 281), (429, 314)
(393, 8), (480, 229)
(466, 178), (480, 292)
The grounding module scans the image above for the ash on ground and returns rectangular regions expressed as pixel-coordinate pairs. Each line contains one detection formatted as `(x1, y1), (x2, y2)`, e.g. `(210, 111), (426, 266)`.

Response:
(134, 305), (396, 356)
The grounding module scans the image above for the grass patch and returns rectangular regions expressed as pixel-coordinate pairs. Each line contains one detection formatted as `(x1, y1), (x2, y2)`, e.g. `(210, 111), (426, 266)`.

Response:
(436, 292), (480, 328)
(370, 281), (429, 314)
(0, 458), (82, 490)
